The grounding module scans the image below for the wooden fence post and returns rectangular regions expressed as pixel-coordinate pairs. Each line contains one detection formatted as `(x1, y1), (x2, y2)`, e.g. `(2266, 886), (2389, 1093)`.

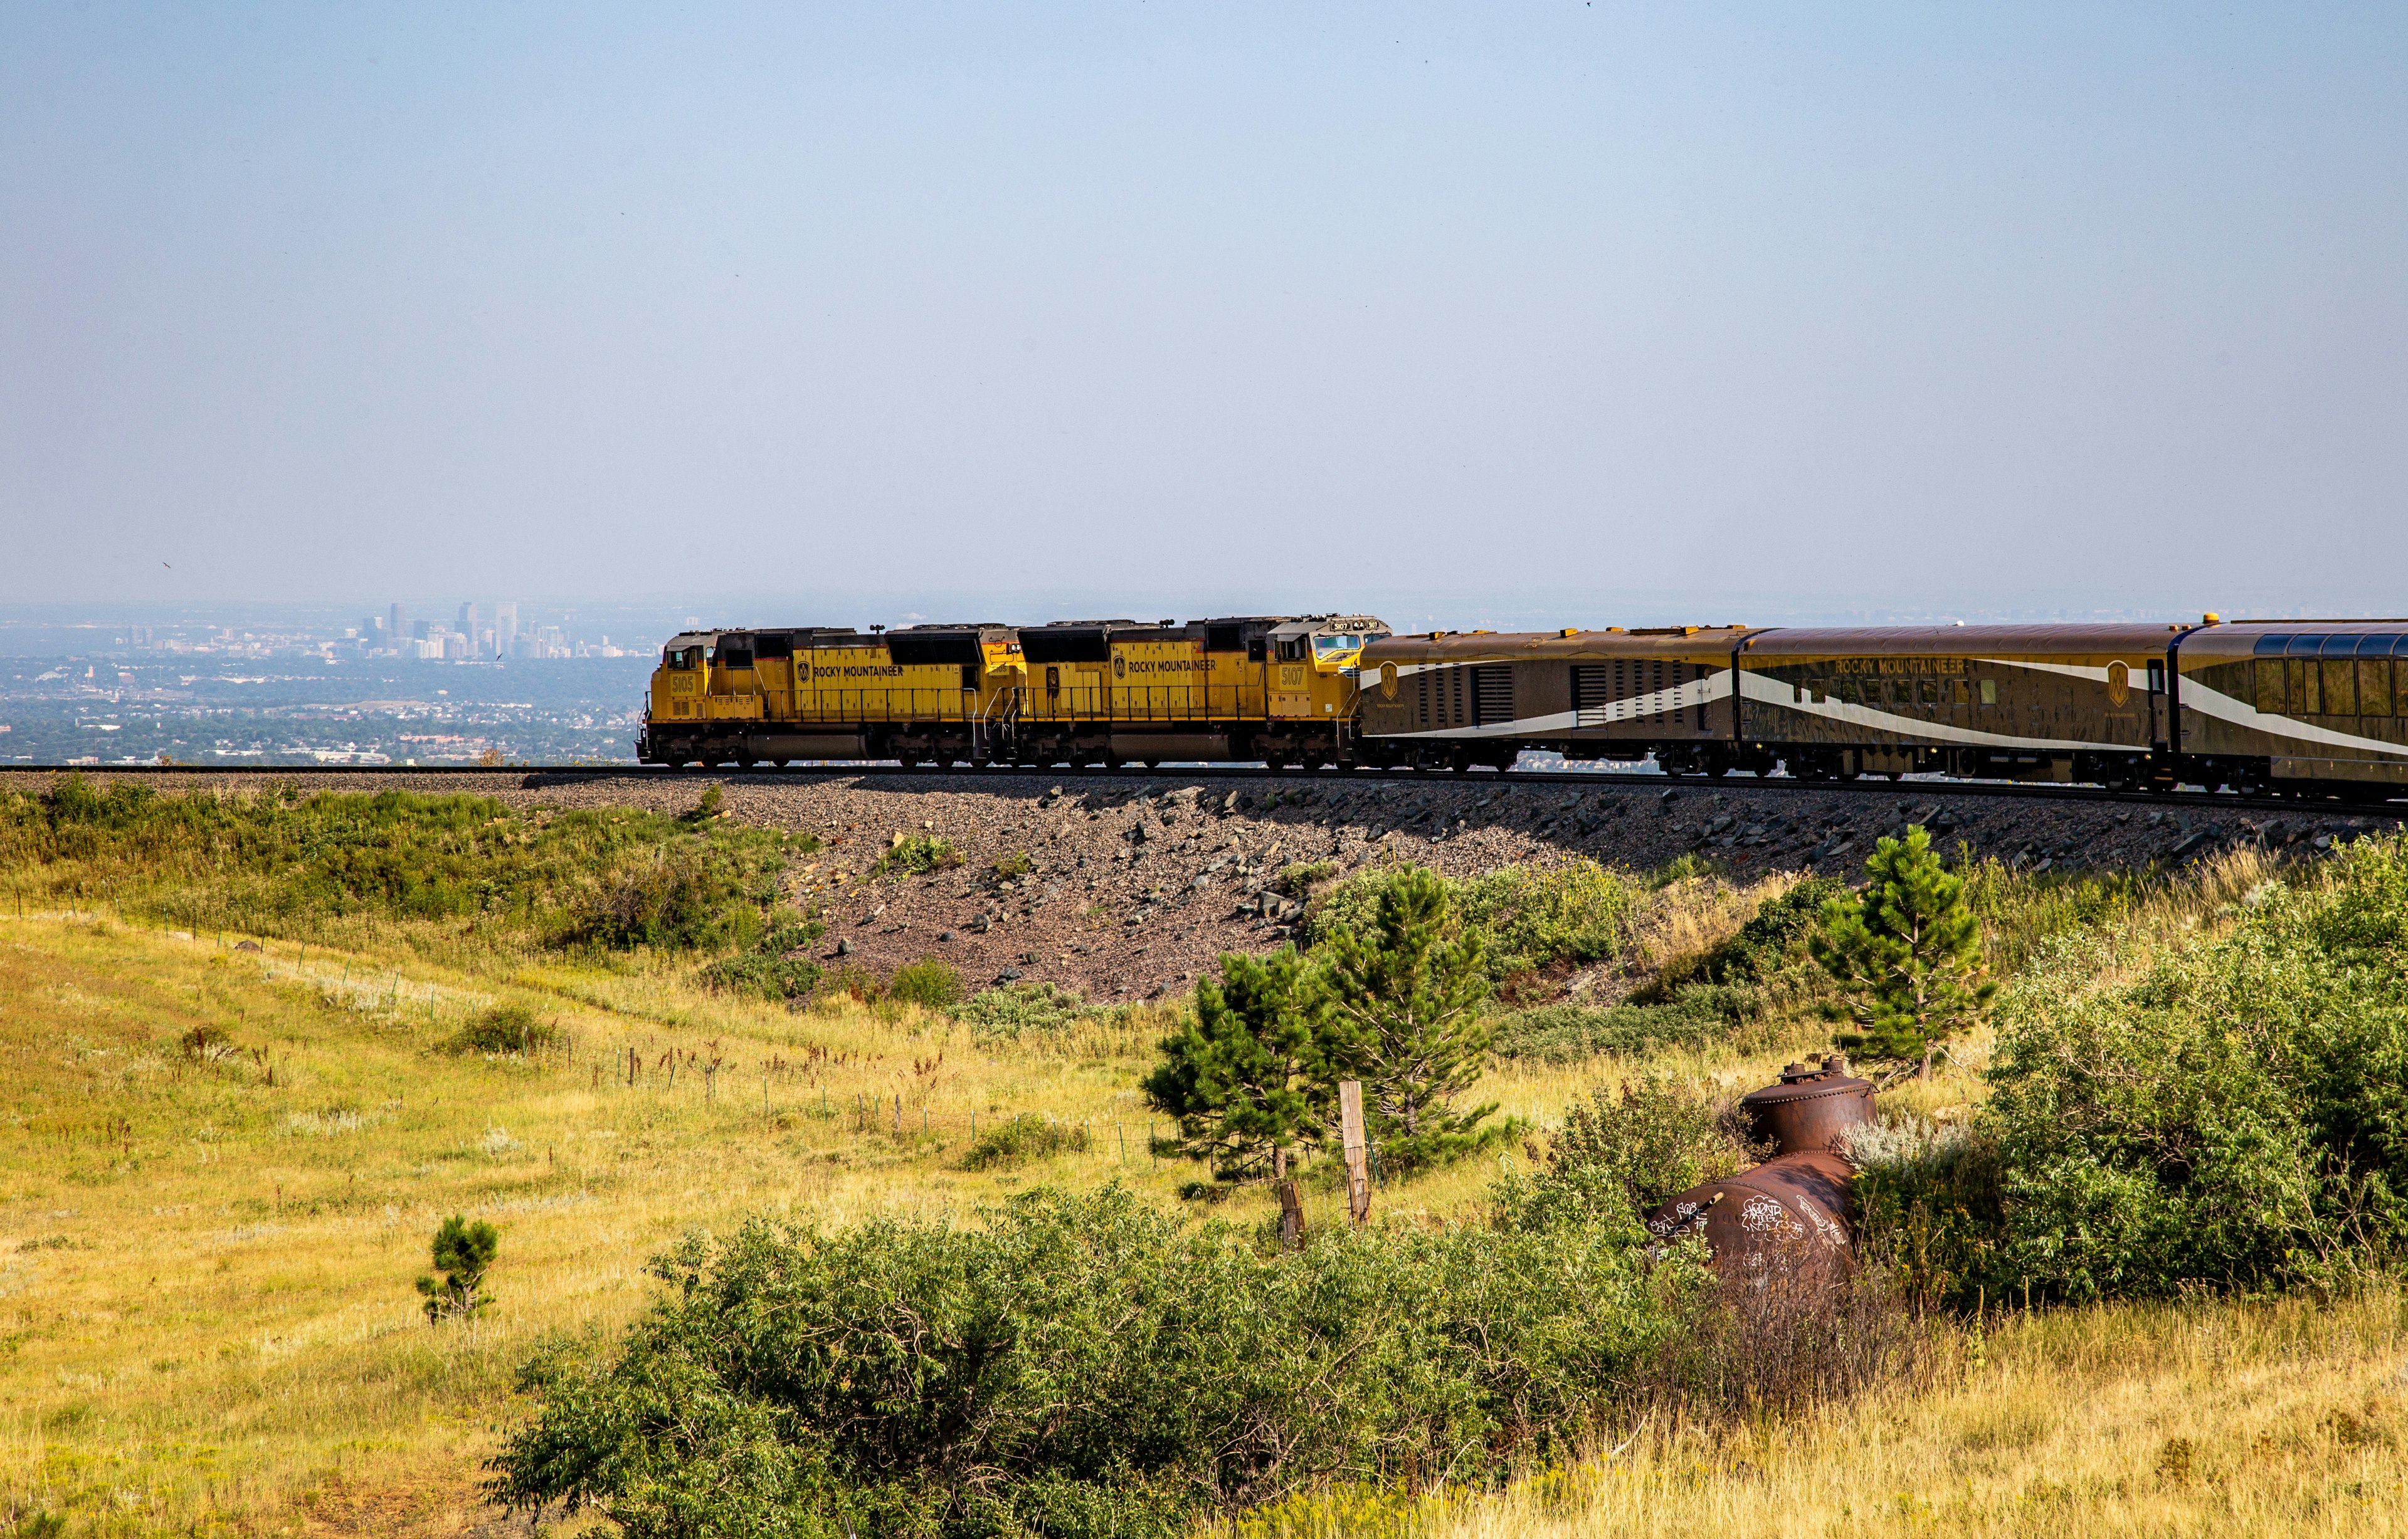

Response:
(1339, 1081), (1370, 1225)
(1277, 1179), (1305, 1252)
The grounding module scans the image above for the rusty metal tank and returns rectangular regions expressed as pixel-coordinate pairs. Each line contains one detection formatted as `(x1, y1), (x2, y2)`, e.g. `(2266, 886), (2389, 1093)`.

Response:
(1739, 1053), (1876, 1157)
(1644, 1054), (1876, 1271)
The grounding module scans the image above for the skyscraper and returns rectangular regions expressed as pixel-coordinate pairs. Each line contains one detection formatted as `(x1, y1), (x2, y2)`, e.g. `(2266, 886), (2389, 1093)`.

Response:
(388, 602), (406, 641)
(495, 601), (519, 653)
(458, 601), (479, 635)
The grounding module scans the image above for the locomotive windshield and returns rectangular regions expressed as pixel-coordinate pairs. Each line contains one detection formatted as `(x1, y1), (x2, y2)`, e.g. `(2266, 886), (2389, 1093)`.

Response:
(1312, 633), (1388, 659)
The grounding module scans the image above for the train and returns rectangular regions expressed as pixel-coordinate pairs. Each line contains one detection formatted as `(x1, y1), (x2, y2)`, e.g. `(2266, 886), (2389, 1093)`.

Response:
(640, 612), (2408, 800)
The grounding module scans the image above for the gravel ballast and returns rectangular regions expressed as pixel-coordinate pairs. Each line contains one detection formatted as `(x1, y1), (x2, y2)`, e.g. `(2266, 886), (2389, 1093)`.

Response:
(6, 769), (2394, 1004)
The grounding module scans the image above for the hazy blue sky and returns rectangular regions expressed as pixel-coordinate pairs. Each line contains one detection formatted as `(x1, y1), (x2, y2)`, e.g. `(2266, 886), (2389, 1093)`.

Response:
(3, 4), (2403, 622)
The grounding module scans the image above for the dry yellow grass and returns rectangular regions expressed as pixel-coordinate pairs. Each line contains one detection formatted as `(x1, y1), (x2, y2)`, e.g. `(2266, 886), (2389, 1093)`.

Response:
(1410, 1286), (2407, 1539)
(0, 907), (1724, 1535)
(0, 841), (2382, 1536)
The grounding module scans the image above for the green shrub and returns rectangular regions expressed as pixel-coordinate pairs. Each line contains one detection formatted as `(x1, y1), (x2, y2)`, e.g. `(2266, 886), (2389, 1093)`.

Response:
(1489, 987), (1774, 1064)
(954, 981), (1091, 1038)
(876, 834), (962, 876)
(961, 1114), (1094, 1170)
(438, 1005), (560, 1057)
(1495, 1079), (1757, 1233)
(1305, 862), (1640, 984)
(1276, 860), (1339, 896)
(416, 1214), (499, 1324)
(700, 916), (828, 1001)
(0, 779), (796, 950)
(1647, 876), (1846, 995)
(488, 1187), (1705, 1536)
(564, 852), (761, 952)
(1886, 833), (2408, 1303)
(700, 951), (825, 1002)
(1847, 1116), (2005, 1311)
(991, 849), (1033, 880)
(888, 958), (966, 1010)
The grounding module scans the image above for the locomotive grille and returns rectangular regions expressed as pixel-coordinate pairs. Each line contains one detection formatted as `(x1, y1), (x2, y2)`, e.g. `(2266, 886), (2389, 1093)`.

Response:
(1471, 666), (1514, 728)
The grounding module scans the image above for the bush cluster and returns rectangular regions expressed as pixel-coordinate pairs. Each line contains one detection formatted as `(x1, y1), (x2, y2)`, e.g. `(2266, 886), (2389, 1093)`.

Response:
(959, 1113), (1092, 1171)
(877, 834), (963, 876)
(2, 777), (800, 953)
(1856, 832), (2408, 1303)
(699, 917), (828, 1002)
(887, 958), (967, 1010)
(1493, 1079), (1759, 1234)
(488, 1187), (1704, 1538)
(438, 1004), (561, 1058)
(953, 981), (1094, 1039)
(1303, 861), (1640, 987)
(1489, 990), (1762, 1064)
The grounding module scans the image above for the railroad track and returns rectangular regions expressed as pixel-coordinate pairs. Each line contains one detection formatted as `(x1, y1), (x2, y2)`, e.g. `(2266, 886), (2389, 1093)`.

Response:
(10, 760), (2401, 818)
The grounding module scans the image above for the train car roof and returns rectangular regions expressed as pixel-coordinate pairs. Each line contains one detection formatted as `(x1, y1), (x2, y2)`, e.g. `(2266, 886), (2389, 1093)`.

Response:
(1363, 626), (1761, 662)
(1738, 623), (2180, 658)
(2180, 619), (2408, 661)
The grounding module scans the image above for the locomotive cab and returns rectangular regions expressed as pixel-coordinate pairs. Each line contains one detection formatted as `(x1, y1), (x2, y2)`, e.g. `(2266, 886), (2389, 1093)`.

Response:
(640, 633), (717, 761)
(1256, 615), (1390, 769)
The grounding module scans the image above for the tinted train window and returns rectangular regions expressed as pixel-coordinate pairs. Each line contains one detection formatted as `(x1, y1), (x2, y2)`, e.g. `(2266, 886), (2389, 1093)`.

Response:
(1980, 679), (1996, 706)
(2291, 658), (2318, 713)
(2321, 660), (2356, 715)
(2360, 660), (2394, 718)
(1917, 679), (1938, 706)
(2255, 660), (2285, 714)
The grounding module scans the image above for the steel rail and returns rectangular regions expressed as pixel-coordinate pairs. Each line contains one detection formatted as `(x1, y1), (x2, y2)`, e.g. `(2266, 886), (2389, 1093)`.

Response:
(6, 760), (2399, 816)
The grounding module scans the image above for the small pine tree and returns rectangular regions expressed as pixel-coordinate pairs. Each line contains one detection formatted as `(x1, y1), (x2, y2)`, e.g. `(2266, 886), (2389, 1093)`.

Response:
(1141, 946), (1335, 1182)
(416, 1214), (500, 1324)
(1811, 824), (1995, 1077)
(1319, 866), (1501, 1173)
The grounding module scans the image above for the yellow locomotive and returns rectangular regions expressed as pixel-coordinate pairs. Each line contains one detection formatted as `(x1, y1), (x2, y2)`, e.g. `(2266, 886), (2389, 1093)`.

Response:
(640, 614), (1390, 769)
